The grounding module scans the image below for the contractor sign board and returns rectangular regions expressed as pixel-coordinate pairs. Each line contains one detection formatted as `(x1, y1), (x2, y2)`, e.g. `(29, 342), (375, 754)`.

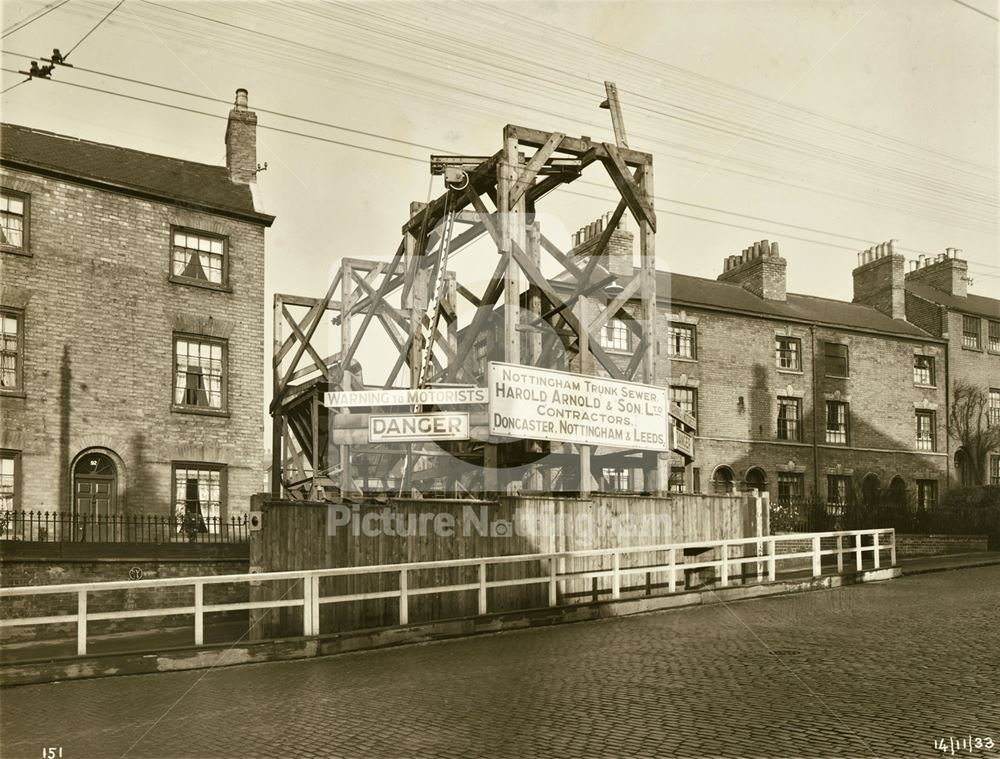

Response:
(488, 362), (669, 451)
(326, 387), (487, 408)
(369, 412), (470, 442)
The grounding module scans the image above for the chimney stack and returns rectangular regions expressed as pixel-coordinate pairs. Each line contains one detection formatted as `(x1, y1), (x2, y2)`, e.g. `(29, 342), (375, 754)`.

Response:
(571, 211), (634, 278)
(905, 247), (969, 297)
(226, 88), (257, 184)
(717, 239), (786, 301)
(852, 238), (905, 319)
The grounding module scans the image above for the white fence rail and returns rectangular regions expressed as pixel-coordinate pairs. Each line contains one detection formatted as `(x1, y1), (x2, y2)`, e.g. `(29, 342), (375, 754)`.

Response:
(0, 528), (895, 656)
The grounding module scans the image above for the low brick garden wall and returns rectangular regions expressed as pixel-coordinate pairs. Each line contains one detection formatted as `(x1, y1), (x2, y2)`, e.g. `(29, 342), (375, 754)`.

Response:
(894, 534), (989, 557)
(0, 543), (249, 644)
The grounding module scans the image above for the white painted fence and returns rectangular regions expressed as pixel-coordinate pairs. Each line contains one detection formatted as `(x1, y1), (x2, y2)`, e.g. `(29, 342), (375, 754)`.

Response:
(0, 528), (895, 656)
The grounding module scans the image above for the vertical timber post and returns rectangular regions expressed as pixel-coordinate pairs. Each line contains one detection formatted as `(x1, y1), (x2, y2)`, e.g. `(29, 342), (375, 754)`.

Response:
(271, 295), (283, 497)
(637, 161), (667, 493)
(339, 259), (353, 496)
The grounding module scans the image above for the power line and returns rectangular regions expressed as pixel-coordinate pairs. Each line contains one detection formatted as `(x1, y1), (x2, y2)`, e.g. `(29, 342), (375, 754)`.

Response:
(0, 55), (976, 254)
(126, 0), (998, 228)
(6, 65), (996, 274)
(1, 0), (72, 40)
(64, 0), (127, 58)
(950, 0), (999, 22)
(1, 78), (30, 95)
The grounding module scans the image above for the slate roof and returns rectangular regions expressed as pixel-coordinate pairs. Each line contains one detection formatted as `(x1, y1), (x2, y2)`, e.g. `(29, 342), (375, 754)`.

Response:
(661, 270), (933, 338)
(0, 122), (273, 224)
(904, 280), (1000, 319)
(553, 268), (937, 339)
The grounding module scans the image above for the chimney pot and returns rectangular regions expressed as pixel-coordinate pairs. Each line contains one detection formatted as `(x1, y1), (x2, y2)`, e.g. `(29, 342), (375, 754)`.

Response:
(225, 88), (257, 184)
(760, 239), (770, 257)
(888, 239), (897, 255)
(954, 248), (963, 258)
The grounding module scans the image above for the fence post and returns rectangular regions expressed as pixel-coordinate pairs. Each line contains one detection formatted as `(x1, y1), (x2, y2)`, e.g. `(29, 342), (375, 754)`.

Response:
(720, 544), (729, 588)
(302, 574), (313, 636)
(873, 531), (880, 569)
(836, 534), (844, 574)
(310, 575), (321, 635)
(548, 556), (557, 607)
(478, 561), (488, 616)
(194, 582), (204, 645)
(667, 547), (676, 593)
(77, 590), (87, 656)
(768, 538), (777, 582)
(611, 551), (621, 599)
(399, 568), (408, 625)
(812, 535), (822, 577)
(855, 533), (863, 571)
(890, 530), (897, 566)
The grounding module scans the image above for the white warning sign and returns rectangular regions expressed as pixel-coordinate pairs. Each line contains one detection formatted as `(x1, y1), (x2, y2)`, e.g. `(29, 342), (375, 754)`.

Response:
(488, 362), (669, 451)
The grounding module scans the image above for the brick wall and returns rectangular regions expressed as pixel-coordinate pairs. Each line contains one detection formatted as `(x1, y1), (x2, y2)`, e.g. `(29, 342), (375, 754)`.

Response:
(655, 303), (948, 499)
(894, 533), (989, 556)
(0, 165), (266, 517)
(0, 556), (249, 643)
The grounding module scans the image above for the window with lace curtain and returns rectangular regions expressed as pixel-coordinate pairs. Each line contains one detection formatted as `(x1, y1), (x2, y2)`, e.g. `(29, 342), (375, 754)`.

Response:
(173, 336), (226, 412)
(170, 229), (227, 287)
(173, 464), (225, 533)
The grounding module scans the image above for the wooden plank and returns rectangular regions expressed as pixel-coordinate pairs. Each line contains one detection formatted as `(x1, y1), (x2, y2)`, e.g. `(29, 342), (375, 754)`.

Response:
(281, 305), (331, 382)
(505, 125), (651, 166)
(601, 143), (656, 232)
(586, 273), (642, 334)
(637, 163), (657, 386)
(603, 81), (628, 148)
(509, 132), (564, 205)
(402, 153), (501, 235)
(273, 271), (342, 406)
(341, 251), (404, 369)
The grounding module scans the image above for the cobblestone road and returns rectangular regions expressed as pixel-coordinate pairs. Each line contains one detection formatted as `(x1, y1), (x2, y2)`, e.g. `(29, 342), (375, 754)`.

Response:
(2, 566), (998, 759)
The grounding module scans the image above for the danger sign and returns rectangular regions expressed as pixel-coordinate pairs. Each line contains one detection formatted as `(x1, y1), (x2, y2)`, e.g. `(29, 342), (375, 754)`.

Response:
(368, 413), (470, 442)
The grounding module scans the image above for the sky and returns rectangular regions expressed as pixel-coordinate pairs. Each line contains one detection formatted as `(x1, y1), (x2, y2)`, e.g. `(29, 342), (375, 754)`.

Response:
(1, 0), (997, 440)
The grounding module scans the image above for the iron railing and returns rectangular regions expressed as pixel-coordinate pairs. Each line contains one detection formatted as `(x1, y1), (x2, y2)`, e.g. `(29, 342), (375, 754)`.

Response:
(769, 497), (998, 537)
(0, 510), (249, 543)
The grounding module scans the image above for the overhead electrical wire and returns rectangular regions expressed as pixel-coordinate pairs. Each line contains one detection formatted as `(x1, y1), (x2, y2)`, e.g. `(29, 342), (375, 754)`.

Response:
(0, 52), (988, 259)
(1, 0), (73, 40)
(475, 1), (998, 174)
(62, 0), (127, 59)
(118, 0), (999, 231)
(2, 64), (996, 282)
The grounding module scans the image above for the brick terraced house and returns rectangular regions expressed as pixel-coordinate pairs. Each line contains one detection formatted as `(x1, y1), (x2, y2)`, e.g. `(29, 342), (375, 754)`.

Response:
(902, 252), (1000, 487)
(0, 89), (274, 527)
(530, 219), (974, 508)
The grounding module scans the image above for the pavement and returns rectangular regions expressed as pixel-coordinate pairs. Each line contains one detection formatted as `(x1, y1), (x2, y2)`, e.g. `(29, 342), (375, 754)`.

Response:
(1, 561), (998, 759)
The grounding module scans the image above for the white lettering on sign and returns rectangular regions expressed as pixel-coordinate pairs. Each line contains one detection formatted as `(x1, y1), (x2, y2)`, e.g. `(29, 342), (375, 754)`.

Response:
(488, 362), (669, 451)
(326, 387), (487, 408)
(369, 413), (471, 442)
(672, 425), (694, 459)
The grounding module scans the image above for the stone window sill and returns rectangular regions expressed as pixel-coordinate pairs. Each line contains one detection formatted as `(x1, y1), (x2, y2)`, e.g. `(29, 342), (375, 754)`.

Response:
(1, 246), (31, 257)
(171, 405), (230, 418)
(168, 275), (233, 294)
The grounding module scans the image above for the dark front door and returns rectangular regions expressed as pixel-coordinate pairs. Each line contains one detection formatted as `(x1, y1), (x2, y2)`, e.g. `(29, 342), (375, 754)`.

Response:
(73, 452), (118, 517)
(75, 477), (115, 516)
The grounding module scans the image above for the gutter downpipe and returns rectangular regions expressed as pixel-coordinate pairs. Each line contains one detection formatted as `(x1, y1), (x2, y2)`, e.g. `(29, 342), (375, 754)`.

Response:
(810, 324), (821, 499)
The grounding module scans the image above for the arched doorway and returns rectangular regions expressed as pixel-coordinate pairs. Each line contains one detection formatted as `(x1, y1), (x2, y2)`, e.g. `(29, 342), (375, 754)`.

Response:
(745, 467), (768, 494)
(955, 448), (972, 487)
(72, 451), (119, 516)
(861, 473), (882, 507)
(712, 465), (736, 495)
(888, 476), (906, 509)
